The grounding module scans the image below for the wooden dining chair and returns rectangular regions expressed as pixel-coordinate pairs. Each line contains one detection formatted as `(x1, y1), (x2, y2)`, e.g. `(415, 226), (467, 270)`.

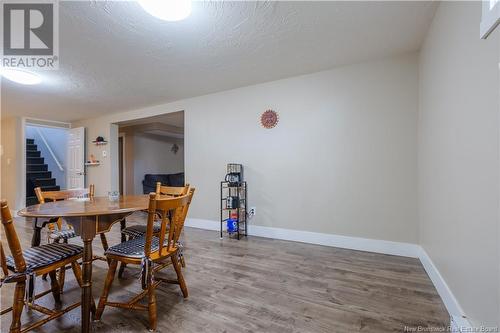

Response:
(95, 189), (195, 331)
(118, 183), (190, 277)
(121, 183), (190, 239)
(0, 200), (92, 333)
(35, 185), (109, 292)
(34, 185), (95, 244)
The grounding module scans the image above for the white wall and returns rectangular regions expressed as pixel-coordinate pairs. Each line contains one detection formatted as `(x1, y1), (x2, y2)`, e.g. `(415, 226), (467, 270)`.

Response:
(132, 135), (184, 194)
(74, 53), (419, 244)
(0, 116), (23, 209)
(419, 1), (500, 327)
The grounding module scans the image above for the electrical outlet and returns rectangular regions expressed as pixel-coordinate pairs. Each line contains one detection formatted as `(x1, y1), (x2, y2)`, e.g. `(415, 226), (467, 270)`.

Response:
(102, 150), (107, 157)
(248, 207), (256, 218)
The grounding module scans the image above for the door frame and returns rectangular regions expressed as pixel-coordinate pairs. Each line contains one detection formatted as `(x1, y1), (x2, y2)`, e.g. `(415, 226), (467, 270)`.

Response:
(21, 117), (71, 209)
(118, 133), (126, 195)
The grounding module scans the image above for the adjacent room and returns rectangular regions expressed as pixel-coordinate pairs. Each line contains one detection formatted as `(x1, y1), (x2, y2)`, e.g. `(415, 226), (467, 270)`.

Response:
(0, 1), (499, 333)
(117, 111), (185, 196)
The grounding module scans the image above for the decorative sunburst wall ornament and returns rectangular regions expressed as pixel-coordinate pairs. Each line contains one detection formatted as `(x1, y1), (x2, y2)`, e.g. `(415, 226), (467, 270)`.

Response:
(260, 109), (279, 129)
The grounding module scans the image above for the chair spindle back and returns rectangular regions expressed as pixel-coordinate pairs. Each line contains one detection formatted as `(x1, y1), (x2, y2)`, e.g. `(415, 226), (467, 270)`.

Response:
(155, 182), (190, 197)
(35, 184), (95, 203)
(0, 201), (26, 273)
(144, 188), (195, 258)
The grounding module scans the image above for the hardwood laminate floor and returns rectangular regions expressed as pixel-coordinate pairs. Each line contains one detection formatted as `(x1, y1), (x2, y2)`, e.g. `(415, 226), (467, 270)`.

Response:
(1, 214), (449, 332)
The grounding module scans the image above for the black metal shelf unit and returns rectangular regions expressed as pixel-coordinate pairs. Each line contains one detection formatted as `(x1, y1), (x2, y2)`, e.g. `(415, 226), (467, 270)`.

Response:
(220, 164), (247, 240)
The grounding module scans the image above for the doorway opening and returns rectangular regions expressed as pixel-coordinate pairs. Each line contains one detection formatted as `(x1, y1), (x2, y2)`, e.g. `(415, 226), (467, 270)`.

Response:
(115, 111), (185, 195)
(118, 136), (124, 195)
(24, 119), (70, 205)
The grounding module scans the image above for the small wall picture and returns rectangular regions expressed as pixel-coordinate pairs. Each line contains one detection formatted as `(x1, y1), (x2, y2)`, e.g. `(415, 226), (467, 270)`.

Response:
(260, 109), (279, 129)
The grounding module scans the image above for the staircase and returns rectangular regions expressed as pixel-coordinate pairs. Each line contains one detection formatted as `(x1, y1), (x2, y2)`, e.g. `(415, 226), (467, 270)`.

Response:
(26, 138), (60, 206)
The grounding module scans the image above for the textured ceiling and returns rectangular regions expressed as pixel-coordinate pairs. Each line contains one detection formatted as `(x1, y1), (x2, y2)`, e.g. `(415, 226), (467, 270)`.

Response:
(1, 1), (437, 122)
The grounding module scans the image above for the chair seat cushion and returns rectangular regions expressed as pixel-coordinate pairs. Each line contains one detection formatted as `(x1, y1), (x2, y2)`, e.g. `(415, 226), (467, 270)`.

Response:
(121, 222), (162, 239)
(49, 229), (77, 241)
(106, 236), (175, 259)
(6, 243), (83, 272)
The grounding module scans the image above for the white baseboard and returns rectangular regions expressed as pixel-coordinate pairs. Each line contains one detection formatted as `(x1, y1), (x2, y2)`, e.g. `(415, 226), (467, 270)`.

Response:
(185, 218), (220, 231)
(186, 218), (472, 329)
(249, 224), (423, 258)
(450, 315), (474, 333)
(417, 247), (472, 329)
(186, 218), (420, 257)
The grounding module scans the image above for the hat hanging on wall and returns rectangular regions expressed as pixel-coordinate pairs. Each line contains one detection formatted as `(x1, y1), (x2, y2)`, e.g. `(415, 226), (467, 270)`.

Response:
(260, 109), (279, 129)
(92, 136), (108, 145)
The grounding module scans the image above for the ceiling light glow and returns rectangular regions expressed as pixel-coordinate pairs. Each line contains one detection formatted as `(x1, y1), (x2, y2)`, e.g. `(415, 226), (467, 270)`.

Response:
(0, 68), (42, 85)
(138, 0), (192, 22)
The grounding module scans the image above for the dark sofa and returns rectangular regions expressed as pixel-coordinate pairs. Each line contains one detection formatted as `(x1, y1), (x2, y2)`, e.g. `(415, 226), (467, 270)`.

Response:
(142, 173), (185, 194)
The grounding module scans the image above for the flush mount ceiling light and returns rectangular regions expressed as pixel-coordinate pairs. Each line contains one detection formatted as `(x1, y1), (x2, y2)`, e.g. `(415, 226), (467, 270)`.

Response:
(138, 0), (192, 21)
(0, 68), (42, 85)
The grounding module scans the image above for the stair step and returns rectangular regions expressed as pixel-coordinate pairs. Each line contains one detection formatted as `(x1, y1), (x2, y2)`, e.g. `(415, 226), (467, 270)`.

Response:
(26, 164), (48, 172)
(35, 178), (56, 187)
(26, 178), (36, 197)
(25, 139), (60, 203)
(27, 171), (52, 179)
(26, 196), (39, 206)
(27, 157), (44, 164)
(26, 151), (41, 158)
(40, 185), (60, 192)
(26, 144), (37, 151)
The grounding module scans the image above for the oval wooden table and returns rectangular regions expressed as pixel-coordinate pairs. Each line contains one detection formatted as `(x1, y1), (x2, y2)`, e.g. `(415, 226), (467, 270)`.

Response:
(18, 195), (150, 333)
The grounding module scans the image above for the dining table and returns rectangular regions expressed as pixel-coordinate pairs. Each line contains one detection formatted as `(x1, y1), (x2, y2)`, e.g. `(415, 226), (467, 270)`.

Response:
(17, 195), (150, 333)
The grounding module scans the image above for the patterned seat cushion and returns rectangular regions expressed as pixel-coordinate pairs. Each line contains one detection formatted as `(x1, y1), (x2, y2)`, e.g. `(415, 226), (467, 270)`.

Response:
(106, 236), (175, 259)
(121, 221), (162, 239)
(49, 229), (77, 241)
(6, 243), (83, 272)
